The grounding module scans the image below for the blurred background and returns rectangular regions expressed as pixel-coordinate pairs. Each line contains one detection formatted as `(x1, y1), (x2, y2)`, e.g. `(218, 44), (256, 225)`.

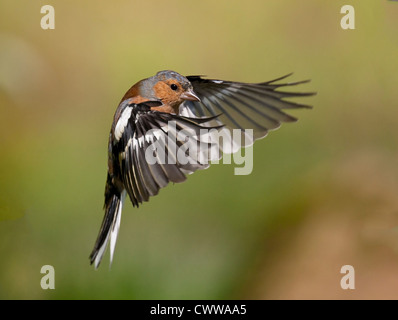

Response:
(1, 0), (398, 300)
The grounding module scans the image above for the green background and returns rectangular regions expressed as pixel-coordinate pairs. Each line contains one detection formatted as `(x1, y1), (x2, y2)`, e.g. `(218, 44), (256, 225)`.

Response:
(1, 0), (398, 299)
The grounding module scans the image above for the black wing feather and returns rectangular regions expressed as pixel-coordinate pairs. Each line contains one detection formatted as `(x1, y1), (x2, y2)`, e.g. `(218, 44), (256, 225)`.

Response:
(182, 74), (315, 142)
(115, 102), (223, 207)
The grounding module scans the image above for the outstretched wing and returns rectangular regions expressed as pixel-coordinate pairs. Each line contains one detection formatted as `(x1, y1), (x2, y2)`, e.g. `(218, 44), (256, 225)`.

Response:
(180, 74), (315, 152)
(113, 101), (223, 207)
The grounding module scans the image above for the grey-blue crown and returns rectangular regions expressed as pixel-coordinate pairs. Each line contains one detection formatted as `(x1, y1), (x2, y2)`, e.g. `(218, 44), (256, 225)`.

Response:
(155, 70), (191, 89)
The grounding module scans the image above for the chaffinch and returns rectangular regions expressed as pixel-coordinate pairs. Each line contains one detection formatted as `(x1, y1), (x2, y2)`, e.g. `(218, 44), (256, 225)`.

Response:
(90, 70), (314, 268)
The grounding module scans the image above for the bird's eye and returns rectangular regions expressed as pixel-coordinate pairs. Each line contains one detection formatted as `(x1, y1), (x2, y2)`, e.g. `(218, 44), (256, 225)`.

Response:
(170, 84), (178, 91)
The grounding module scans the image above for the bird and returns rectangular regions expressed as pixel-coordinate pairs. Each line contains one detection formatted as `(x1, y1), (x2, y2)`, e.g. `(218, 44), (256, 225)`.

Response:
(89, 70), (315, 268)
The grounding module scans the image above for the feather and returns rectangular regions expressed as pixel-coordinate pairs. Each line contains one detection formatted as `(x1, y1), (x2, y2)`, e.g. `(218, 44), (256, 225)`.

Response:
(181, 74), (315, 143)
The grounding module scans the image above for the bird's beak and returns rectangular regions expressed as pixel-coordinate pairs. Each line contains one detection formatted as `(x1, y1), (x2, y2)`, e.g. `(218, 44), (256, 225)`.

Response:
(181, 89), (201, 102)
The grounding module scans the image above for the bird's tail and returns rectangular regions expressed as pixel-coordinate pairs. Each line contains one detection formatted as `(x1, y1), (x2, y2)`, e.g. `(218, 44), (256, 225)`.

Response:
(90, 181), (126, 269)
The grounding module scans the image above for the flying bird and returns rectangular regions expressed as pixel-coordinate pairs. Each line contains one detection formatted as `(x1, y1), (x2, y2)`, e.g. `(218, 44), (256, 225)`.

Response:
(90, 70), (314, 268)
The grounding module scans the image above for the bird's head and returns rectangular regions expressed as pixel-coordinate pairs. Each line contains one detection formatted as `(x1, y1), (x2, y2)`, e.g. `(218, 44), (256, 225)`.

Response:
(121, 70), (200, 113)
(151, 70), (200, 107)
